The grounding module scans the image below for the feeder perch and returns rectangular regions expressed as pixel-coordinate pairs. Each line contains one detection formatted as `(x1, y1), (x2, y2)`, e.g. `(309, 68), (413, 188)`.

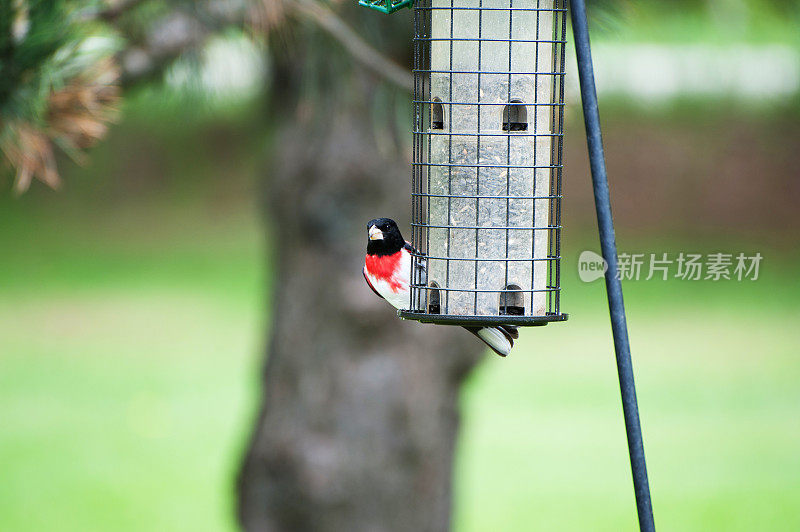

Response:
(397, 0), (569, 327)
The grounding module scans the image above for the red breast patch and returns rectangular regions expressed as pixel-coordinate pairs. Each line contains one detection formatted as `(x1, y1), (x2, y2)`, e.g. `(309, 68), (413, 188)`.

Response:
(365, 251), (404, 292)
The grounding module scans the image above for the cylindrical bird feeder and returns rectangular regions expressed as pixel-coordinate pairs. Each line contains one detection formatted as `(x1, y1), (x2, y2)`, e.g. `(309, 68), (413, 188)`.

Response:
(361, 1), (655, 525)
(398, 0), (568, 326)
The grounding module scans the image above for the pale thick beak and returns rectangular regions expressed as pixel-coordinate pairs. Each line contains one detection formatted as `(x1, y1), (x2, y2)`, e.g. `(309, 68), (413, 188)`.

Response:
(368, 225), (384, 241)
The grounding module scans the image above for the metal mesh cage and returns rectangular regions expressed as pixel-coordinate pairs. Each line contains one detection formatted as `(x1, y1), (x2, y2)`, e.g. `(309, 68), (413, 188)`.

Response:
(399, 0), (568, 327)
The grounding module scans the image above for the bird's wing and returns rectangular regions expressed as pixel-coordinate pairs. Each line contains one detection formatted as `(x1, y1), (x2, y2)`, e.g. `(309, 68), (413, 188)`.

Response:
(363, 268), (385, 300)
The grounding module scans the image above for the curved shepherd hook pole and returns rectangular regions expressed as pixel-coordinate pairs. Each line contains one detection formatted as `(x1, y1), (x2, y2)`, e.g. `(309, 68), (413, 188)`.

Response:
(569, 0), (656, 530)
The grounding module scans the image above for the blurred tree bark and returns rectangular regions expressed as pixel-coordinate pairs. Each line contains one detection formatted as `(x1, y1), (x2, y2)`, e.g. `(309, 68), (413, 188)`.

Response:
(236, 4), (484, 531)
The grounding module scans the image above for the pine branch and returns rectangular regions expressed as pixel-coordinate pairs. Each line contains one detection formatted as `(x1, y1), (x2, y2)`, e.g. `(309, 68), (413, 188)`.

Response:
(0, 1), (120, 192)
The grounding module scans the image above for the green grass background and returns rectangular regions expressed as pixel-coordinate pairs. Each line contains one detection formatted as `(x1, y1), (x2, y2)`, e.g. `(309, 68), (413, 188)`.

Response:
(0, 195), (264, 531)
(2, 172), (798, 530)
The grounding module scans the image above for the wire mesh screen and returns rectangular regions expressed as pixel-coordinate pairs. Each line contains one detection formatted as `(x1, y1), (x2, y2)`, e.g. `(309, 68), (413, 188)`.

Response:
(399, 0), (568, 326)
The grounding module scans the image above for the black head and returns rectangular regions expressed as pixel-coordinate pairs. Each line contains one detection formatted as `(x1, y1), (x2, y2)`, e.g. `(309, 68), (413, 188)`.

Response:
(366, 218), (405, 256)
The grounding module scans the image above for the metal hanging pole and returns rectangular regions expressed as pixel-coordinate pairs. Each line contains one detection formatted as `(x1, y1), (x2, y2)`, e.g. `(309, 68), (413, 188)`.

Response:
(568, 1), (656, 530)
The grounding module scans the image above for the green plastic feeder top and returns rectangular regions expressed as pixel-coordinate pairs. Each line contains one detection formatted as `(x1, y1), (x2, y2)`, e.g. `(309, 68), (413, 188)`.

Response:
(358, 0), (412, 14)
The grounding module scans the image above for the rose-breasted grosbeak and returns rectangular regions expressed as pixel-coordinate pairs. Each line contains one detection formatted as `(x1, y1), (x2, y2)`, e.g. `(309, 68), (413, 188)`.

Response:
(363, 218), (518, 357)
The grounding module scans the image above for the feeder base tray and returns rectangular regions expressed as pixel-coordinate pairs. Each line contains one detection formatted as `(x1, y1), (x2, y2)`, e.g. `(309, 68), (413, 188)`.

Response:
(397, 311), (568, 327)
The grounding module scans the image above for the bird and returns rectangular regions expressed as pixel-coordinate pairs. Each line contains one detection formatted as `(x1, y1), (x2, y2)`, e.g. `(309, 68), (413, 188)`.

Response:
(363, 217), (518, 357)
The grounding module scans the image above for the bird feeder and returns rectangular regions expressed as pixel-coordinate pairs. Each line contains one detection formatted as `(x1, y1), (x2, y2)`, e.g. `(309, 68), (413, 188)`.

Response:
(363, 1), (656, 525)
(394, 0), (568, 326)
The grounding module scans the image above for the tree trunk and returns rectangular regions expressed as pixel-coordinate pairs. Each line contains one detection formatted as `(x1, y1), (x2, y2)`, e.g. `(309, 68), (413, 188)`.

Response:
(236, 14), (485, 529)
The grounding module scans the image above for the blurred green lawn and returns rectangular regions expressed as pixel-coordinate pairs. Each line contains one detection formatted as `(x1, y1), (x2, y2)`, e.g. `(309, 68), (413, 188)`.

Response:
(2, 188), (798, 531)
(0, 194), (265, 531)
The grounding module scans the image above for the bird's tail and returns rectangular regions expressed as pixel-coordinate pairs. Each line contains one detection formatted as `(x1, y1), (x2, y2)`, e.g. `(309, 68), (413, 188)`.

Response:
(464, 325), (519, 357)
